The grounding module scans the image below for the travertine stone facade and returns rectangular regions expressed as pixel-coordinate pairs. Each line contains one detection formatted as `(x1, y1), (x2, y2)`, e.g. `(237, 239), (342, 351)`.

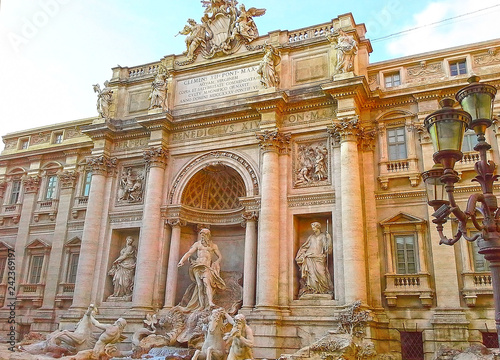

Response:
(1, 9), (500, 360)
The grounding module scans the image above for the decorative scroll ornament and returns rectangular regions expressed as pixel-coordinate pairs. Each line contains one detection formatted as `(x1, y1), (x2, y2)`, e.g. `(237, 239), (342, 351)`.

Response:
(255, 130), (291, 153)
(23, 175), (41, 193)
(143, 147), (169, 169)
(58, 171), (78, 189)
(87, 155), (117, 176)
(92, 81), (113, 120)
(176, 1), (266, 66)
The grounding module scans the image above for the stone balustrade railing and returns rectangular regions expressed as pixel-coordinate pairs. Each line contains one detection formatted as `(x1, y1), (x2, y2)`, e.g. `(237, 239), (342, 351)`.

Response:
(129, 64), (160, 78)
(288, 22), (334, 43)
(386, 160), (410, 173)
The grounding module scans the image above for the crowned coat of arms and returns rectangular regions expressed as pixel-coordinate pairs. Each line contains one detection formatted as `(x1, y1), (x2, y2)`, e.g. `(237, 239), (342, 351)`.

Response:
(177, 0), (266, 65)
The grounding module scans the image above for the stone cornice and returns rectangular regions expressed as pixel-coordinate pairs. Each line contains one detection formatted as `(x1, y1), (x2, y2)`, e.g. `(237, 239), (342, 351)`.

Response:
(321, 76), (370, 103)
(287, 192), (334, 207)
(136, 112), (173, 132)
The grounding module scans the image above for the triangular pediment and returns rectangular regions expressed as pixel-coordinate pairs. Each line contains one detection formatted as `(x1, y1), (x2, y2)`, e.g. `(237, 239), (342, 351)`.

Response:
(26, 238), (51, 250)
(380, 212), (426, 226)
(65, 237), (81, 247)
(0, 240), (14, 251)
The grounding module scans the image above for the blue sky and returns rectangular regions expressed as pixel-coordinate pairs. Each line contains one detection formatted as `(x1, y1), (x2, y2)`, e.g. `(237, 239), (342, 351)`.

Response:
(1, 0), (500, 138)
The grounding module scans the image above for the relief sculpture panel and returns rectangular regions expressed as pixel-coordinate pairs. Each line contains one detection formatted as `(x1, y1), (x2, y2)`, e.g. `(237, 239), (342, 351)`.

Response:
(293, 139), (330, 188)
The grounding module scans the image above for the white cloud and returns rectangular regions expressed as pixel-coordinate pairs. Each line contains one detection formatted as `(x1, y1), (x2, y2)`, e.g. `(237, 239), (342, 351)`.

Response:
(385, 0), (500, 58)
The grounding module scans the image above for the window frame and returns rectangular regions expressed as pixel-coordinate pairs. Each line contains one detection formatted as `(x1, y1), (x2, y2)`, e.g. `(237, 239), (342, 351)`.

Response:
(82, 171), (92, 197)
(395, 234), (419, 275)
(449, 59), (467, 76)
(66, 252), (79, 284)
(52, 132), (64, 145)
(28, 255), (44, 284)
(462, 129), (478, 153)
(44, 174), (58, 200)
(385, 71), (401, 88)
(387, 126), (407, 161)
(9, 179), (22, 204)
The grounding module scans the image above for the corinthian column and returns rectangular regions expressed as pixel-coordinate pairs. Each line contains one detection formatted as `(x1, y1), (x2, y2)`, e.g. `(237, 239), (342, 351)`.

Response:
(132, 147), (168, 310)
(163, 218), (186, 308)
(71, 155), (116, 310)
(255, 130), (290, 310)
(330, 118), (367, 303)
(242, 211), (258, 308)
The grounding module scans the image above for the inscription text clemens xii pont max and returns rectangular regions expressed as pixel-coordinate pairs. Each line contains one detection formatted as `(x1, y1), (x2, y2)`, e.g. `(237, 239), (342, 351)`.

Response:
(175, 66), (261, 106)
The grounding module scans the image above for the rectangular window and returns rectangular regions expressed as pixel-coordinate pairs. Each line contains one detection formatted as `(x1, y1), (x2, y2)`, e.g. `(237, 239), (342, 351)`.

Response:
(450, 60), (467, 76)
(0, 257), (6, 283)
(462, 130), (478, 152)
(482, 332), (499, 348)
(45, 175), (58, 199)
(20, 139), (29, 150)
(472, 240), (490, 272)
(388, 127), (407, 160)
(53, 132), (63, 144)
(385, 72), (401, 88)
(396, 235), (418, 274)
(10, 180), (21, 204)
(400, 332), (424, 360)
(29, 255), (44, 284)
(67, 253), (79, 283)
(82, 172), (92, 197)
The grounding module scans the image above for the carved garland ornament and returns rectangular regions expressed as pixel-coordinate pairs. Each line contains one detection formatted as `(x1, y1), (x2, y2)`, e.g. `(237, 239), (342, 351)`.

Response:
(23, 175), (41, 193)
(58, 171), (78, 189)
(168, 151), (259, 204)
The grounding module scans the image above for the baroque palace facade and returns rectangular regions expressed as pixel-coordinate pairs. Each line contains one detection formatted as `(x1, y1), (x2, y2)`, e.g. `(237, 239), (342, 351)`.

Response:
(1, 7), (500, 360)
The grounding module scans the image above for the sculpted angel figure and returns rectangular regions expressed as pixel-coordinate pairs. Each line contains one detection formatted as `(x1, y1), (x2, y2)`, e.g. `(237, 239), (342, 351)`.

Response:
(231, 4), (266, 42)
(256, 43), (280, 88)
(178, 18), (210, 60)
(92, 81), (113, 119)
(178, 228), (226, 309)
(335, 29), (358, 73)
(295, 222), (334, 297)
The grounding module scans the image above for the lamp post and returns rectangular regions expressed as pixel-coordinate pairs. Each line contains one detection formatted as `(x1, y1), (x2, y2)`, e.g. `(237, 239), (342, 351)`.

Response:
(422, 76), (500, 345)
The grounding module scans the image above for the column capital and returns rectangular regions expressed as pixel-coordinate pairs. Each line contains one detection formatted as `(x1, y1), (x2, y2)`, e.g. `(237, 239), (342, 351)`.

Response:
(242, 211), (259, 222)
(166, 217), (187, 227)
(58, 170), (78, 189)
(0, 181), (6, 198)
(23, 175), (41, 193)
(87, 155), (117, 176)
(328, 116), (376, 151)
(143, 147), (169, 169)
(256, 130), (291, 154)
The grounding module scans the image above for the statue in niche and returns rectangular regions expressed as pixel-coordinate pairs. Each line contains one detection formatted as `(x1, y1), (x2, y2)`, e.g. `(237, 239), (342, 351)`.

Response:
(178, 18), (210, 61)
(295, 144), (328, 187)
(108, 236), (136, 301)
(295, 222), (333, 298)
(118, 167), (144, 203)
(224, 314), (254, 360)
(92, 81), (113, 119)
(149, 66), (168, 110)
(334, 29), (358, 74)
(178, 228), (226, 310)
(257, 43), (280, 88)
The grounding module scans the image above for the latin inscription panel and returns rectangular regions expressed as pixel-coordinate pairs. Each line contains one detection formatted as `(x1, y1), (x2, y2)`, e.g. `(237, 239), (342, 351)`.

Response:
(175, 66), (261, 106)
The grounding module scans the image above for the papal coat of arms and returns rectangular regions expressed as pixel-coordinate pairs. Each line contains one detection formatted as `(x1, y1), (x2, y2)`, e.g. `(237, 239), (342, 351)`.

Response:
(177, 0), (266, 65)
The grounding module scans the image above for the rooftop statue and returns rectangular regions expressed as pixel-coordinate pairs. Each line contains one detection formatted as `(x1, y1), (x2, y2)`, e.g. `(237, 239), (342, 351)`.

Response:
(92, 81), (113, 119)
(177, 1), (266, 65)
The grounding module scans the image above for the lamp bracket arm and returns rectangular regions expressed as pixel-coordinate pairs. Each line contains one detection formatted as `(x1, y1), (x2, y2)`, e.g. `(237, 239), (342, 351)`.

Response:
(463, 232), (482, 242)
(438, 228), (463, 246)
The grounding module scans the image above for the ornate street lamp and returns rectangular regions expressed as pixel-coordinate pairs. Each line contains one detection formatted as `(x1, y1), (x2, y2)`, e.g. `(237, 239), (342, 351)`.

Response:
(423, 76), (500, 344)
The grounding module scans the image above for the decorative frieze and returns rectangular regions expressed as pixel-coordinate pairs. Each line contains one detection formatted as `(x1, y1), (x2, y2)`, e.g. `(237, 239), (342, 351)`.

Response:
(473, 48), (500, 66)
(255, 130), (291, 153)
(143, 147), (169, 169)
(406, 61), (443, 79)
(86, 155), (117, 176)
(287, 192), (334, 208)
